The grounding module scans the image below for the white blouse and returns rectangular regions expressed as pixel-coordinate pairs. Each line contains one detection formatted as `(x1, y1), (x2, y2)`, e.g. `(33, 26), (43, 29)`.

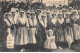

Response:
(28, 16), (37, 27)
(58, 18), (64, 24)
(39, 14), (47, 28)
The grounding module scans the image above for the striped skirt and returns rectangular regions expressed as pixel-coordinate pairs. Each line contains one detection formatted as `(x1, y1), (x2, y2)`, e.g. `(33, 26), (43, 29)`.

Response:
(28, 28), (37, 44)
(64, 27), (74, 43)
(73, 24), (80, 40)
(14, 27), (29, 45)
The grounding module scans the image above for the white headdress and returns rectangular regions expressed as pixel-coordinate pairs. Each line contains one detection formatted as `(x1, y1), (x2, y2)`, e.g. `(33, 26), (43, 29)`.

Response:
(26, 10), (31, 14)
(30, 10), (35, 14)
(11, 8), (16, 12)
(4, 13), (11, 18)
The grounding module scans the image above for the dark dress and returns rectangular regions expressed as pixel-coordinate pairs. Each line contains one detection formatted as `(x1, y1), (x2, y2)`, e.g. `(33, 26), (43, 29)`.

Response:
(55, 18), (64, 42)
(37, 14), (47, 47)
(63, 18), (74, 43)
(73, 17), (80, 40)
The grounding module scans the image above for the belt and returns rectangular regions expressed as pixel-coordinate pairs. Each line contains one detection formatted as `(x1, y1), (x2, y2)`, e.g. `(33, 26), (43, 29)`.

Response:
(26, 27), (29, 28)
(8, 26), (11, 28)
(29, 26), (37, 28)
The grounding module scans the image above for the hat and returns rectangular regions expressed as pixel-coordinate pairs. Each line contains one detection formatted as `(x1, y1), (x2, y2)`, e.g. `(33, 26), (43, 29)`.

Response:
(41, 10), (47, 14)
(59, 10), (62, 12)
(69, 7), (73, 9)
(37, 9), (41, 11)
(44, 10), (47, 12)
(20, 10), (24, 13)
(30, 10), (35, 14)
(74, 10), (78, 13)
(41, 14), (46, 16)
(68, 7), (74, 11)
(41, 12), (47, 17)
(30, 10), (34, 12)
(57, 10), (63, 15)
(15, 8), (18, 10)
(4, 13), (11, 18)
(62, 8), (66, 10)
(48, 29), (53, 32)
(65, 12), (71, 15)
(46, 10), (51, 14)
(26, 11), (31, 14)
(65, 12), (71, 17)
(20, 11), (25, 14)
(51, 12), (56, 16)
(11, 8), (16, 12)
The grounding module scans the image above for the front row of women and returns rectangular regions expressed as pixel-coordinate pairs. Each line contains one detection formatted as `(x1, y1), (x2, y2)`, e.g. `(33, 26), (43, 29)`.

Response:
(4, 8), (80, 51)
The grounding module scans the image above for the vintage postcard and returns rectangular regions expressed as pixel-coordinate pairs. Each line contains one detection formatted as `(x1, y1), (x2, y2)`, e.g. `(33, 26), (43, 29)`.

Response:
(0, 0), (80, 52)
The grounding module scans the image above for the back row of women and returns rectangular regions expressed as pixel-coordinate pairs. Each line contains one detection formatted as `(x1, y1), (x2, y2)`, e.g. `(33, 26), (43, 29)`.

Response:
(4, 7), (80, 51)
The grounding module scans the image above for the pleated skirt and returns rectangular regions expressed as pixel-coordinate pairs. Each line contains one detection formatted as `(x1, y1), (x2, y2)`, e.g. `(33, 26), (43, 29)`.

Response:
(14, 27), (29, 45)
(73, 24), (80, 40)
(28, 28), (37, 44)
(64, 27), (74, 43)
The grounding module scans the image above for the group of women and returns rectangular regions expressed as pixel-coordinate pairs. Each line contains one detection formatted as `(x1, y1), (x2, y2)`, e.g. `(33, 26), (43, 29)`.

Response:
(3, 7), (80, 51)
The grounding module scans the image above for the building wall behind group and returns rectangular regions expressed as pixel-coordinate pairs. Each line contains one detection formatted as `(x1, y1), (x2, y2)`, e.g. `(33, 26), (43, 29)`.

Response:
(42, 0), (69, 6)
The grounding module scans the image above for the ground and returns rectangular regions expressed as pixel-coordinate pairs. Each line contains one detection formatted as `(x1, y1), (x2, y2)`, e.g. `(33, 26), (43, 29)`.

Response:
(0, 43), (79, 52)
(0, 47), (76, 52)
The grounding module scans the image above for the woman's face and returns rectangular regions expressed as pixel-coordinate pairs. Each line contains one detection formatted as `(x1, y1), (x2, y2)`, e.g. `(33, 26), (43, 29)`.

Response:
(11, 12), (15, 17)
(20, 12), (24, 17)
(31, 13), (35, 18)
(37, 10), (41, 14)
(52, 14), (56, 18)
(66, 14), (70, 18)
(6, 14), (11, 18)
(58, 14), (63, 19)
(48, 31), (53, 37)
(71, 13), (76, 20)
(26, 13), (30, 18)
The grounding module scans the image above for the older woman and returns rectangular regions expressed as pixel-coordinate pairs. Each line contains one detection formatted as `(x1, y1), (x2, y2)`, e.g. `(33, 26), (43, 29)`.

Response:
(28, 10), (37, 44)
(38, 10), (47, 47)
(70, 10), (80, 40)
(4, 13), (14, 49)
(64, 12), (74, 48)
(25, 11), (31, 44)
(55, 10), (64, 49)
(51, 13), (57, 41)
(46, 10), (52, 30)
(15, 10), (28, 51)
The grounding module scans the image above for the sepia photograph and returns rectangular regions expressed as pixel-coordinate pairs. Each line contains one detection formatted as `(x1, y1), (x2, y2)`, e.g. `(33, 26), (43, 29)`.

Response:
(0, 0), (80, 52)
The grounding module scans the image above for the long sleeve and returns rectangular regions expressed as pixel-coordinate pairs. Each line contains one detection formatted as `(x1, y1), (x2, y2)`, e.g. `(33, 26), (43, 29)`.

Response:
(4, 19), (11, 26)
(38, 15), (44, 27)
(33, 17), (37, 26)
(14, 14), (19, 24)
(58, 18), (64, 24)
(44, 17), (47, 28)
(51, 18), (57, 24)
(26, 18), (29, 28)
(28, 18), (33, 26)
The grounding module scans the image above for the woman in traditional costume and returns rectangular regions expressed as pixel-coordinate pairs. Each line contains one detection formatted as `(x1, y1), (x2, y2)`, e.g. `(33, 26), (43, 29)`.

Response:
(64, 12), (74, 48)
(70, 10), (80, 40)
(4, 13), (14, 49)
(55, 10), (64, 49)
(25, 11), (31, 44)
(15, 11), (28, 51)
(28, 10), (37, 44)
(38, 10), (47, 47)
